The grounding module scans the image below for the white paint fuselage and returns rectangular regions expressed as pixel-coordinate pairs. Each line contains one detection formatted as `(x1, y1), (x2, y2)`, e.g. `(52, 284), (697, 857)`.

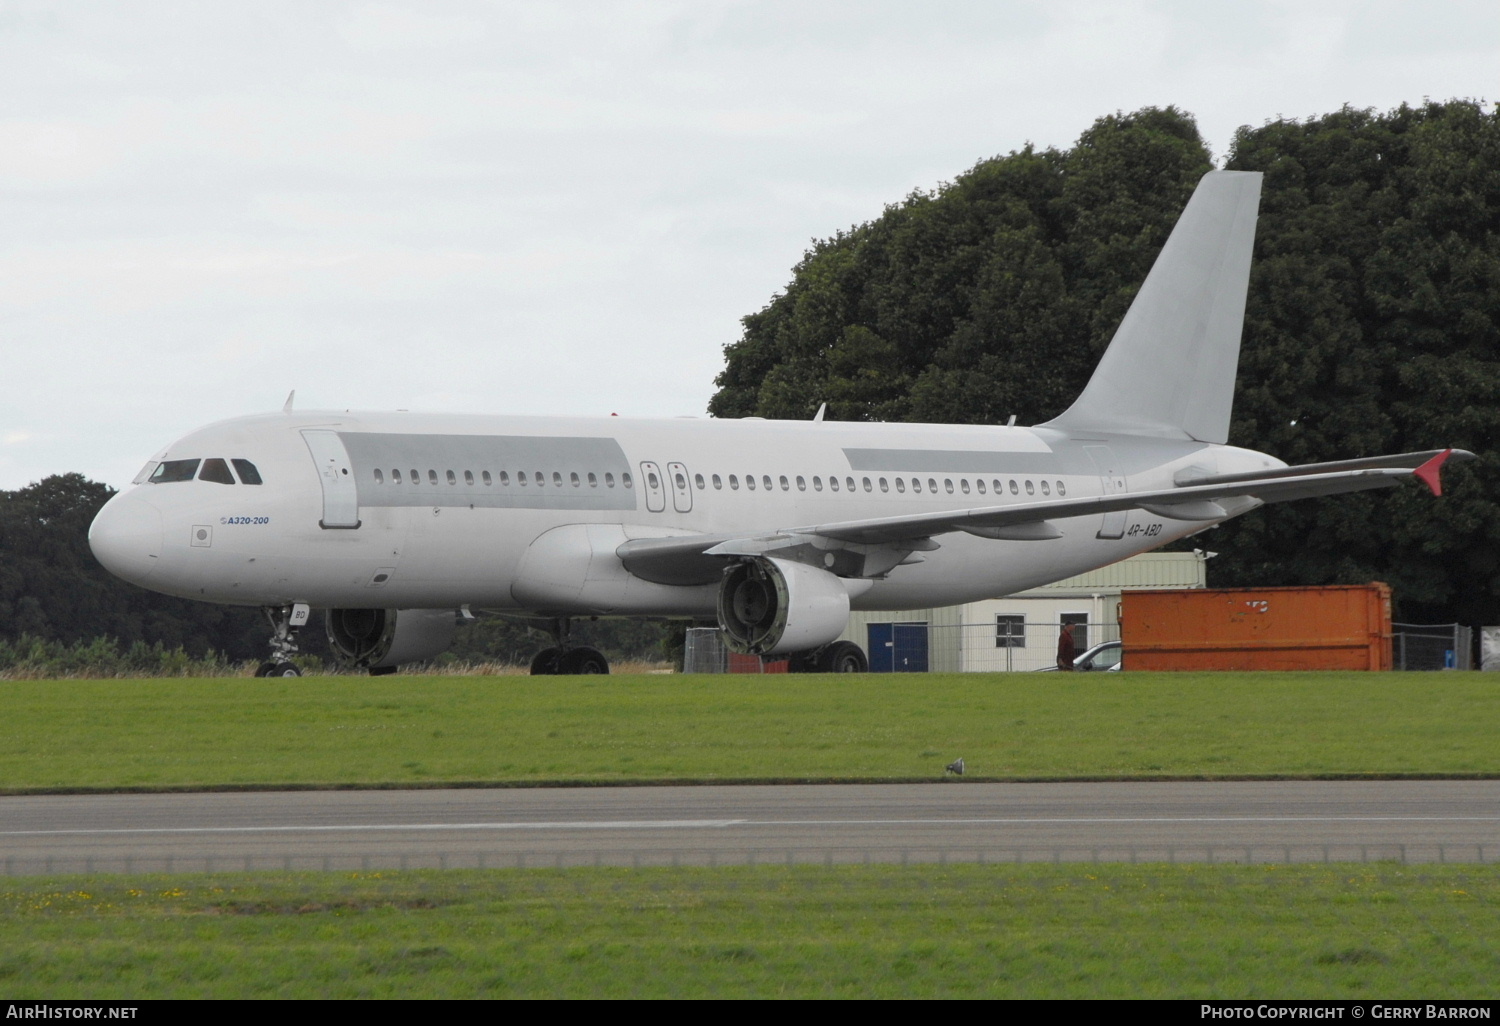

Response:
(89, 410), (1280, 616)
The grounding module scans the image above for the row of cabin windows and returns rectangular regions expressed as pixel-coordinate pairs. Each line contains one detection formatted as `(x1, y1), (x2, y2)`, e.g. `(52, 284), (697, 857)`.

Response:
(699, 473), (1065, 498)
(144, 458), (263, 485)
(369, 466), (1065, 500)
(372, 468), (634, 490)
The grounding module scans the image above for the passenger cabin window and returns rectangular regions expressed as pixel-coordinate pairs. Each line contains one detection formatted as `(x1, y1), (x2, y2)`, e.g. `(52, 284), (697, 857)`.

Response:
(1009, 480), (1019, 495)
(428, 470), (438, 485)
(976, 480), (986, 495)
(779, 476), (789, 491)
(846, 477), (856, 492)
(231, 459), (263, 485)
(895, 478), (905, 493)
(393, 469), (403, 484)
(482, 471), (492, 486)
(944, 479), (954, 494)
(571, 472), (581, 487)
(605, 473), (615, 488)
(589, 473), (598, 487)
(728, 475), (738, 490)
(911, 478), (921, 493)
(762, 475), (773, 490)
(373, 469), (385, 485)
(813, 476), (822, 491)
(695, 474), (705, 490)
(675, 472), (687, 490)
(499, 471), (510, 486)
(447, 470), (457, 485)
(410, 469), (420, 485)
(622, 472), (633, 488)
(1040, 480), (1050, 495)
(535, 472), (545, 486)
(648, 471), (661, 490)
(712, 474), (722, 490)
(553, 472), (563, 487)
(746, 475), (756, 491)
(829, 477), (839, 492)
(465, 470), (475, 485)
(149, 459), (200, 483)
(199, 458), (235, 485)
(879, 477), (889, 492)
(961, 479), (971, 494)
(1025, 480), (1035, 495)
(862, 477), (872, 492)
(1056, 481), (1066, 496)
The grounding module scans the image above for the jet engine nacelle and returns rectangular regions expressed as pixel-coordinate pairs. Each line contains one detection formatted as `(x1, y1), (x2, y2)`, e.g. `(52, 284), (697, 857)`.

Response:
(717, 557), (851, 656)
(325, 608), (457, 671)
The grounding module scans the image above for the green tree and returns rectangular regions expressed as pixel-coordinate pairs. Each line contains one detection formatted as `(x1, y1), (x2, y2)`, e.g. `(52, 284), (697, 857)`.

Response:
(709, 101), (1500, 625)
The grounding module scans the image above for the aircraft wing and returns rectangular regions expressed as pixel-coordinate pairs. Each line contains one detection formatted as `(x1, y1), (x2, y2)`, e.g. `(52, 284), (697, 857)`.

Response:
(617, 449), (1474, 582)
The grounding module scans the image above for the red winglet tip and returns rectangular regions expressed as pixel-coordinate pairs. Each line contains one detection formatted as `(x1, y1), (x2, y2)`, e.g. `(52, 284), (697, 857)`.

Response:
(1413, 448), (1453, 497)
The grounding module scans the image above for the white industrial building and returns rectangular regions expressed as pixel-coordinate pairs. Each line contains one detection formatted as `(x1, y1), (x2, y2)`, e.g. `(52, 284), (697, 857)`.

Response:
(839, 551), (1209, 672)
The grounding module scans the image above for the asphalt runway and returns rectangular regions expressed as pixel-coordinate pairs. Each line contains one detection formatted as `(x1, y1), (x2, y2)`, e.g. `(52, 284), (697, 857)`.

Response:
(1, 781), (1496, 874)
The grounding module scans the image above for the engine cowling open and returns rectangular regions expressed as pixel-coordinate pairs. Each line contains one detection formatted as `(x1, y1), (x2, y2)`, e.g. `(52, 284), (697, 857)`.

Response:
(716, 557), (851, 656)
(325, 608), (457, 671)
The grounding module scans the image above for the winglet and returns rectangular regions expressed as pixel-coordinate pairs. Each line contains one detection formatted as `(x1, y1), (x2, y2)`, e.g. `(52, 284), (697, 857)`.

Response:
(1413, 448), (1454, 496)
(282, 390), (295, 413)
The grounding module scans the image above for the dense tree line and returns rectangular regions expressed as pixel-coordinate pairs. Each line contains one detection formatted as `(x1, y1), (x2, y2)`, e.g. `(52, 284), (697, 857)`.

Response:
(711, 102), (1500, 625)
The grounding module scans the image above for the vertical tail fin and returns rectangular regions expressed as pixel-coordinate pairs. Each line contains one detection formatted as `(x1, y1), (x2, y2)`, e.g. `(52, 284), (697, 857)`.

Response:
(1040, 170), (1262, 444)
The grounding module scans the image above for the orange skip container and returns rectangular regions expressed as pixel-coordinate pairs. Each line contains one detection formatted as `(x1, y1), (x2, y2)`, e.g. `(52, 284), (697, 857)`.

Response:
(1120, 583), (1393, 671)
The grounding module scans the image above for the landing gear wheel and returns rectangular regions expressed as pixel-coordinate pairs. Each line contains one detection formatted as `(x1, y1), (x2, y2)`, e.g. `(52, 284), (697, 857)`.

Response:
(258, 662), (301, 678)
(255, 661), (277, 678)
(559, 646), (610, 675)
(530, 647), (563, 675)
(816, 641), (868, 673)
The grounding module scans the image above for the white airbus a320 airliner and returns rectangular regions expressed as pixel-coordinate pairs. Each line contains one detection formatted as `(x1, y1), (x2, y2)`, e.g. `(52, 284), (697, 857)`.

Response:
(89, 171), (1472, 676)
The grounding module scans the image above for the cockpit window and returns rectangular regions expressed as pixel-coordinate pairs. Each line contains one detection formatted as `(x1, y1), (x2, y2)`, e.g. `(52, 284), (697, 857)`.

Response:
(232, 459), (263, 485)
(199, 458), (235, 485)
(148, 459), (200, 483)
(132, 462), (159, 485)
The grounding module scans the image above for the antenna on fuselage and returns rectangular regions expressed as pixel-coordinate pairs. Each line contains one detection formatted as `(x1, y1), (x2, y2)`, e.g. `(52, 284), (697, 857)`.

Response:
(1006, 414), (1017, 427)
(813, 403), (827, 422)
(283, 390), (295, 413)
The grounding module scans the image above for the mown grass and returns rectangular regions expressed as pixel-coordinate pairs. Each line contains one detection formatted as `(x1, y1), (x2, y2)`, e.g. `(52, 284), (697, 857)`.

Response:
(1, 672), (1497, 791)
(1, 864), (1495, 998)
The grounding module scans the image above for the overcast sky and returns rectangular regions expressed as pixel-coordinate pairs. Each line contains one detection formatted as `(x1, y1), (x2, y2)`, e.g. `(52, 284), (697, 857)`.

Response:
(2, 0), (1495, 490)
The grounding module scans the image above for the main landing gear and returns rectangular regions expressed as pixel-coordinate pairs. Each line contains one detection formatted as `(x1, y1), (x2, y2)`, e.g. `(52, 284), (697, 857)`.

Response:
(255, 603), (309, 678)
(789, 641), (869, 673)
(528, 618), (610, 675)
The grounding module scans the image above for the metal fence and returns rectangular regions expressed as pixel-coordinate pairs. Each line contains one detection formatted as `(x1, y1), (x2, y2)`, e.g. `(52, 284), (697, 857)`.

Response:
(2, 842), (1495, 877)
(690, 620), (1481, 673)
(1392, 623), (1473, 670)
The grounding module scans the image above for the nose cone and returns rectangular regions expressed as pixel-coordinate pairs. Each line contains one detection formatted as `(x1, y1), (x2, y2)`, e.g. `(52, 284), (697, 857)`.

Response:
(89, 493), (164, 583)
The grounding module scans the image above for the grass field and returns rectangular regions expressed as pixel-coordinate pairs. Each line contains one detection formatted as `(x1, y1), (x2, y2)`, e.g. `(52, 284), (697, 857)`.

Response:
(0, 671), (1496, 791)
(2, 864), (1495, 998)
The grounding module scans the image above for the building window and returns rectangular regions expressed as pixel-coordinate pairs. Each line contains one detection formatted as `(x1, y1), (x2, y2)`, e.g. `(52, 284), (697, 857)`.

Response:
(996, 615), (1026, 648)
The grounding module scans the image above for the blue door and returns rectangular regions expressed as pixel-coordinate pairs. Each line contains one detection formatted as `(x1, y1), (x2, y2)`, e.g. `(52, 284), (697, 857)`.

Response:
(894, 623), (929, 672)
(867, 623), (895, 673)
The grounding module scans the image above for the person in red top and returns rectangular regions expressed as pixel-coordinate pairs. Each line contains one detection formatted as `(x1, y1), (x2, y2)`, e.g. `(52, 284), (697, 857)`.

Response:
(1056, 623), (1077, 671)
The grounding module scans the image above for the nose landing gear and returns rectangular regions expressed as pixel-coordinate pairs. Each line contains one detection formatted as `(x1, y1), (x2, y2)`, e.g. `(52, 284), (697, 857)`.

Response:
(255, 603), (309, 677)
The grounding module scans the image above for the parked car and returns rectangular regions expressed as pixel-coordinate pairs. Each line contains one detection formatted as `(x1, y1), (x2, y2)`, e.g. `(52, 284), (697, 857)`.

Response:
(1036, 640), (1123, 672)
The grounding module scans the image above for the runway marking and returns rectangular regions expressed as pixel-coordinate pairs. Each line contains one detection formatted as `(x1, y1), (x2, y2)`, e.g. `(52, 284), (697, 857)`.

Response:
(2, 815), (1498, 837)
